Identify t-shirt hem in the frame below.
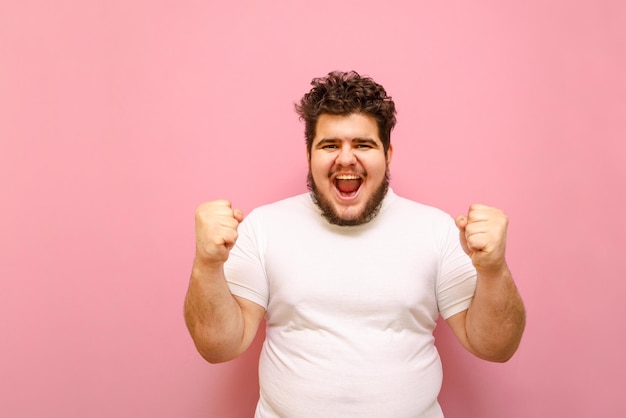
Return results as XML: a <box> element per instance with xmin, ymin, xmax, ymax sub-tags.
<box><xmin>227</xmin><ymin>282</ymin><xmax>268</xmax><ymax>309</ymax></box>
<box><xmin>439</xmin><ymin>297</ymin><xmax>472</xmax><ymax>320</ymax></box>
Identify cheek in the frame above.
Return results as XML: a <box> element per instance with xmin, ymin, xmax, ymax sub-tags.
<box><xmin>364</xmin><ymin>157</ymin><xmax>388</xmax><ymax>177</ymax></box>
<box><xmin>310</xmin><ymin>156</ymin><xmax>332</xmax><ymax>174</ymax></box>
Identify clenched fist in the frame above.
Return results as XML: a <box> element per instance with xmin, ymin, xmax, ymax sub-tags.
<box><xmin>455</xmin><ymin>204</ymin><xmax>509</xmax><ymax>275</ymax></box>
<box><xmin>194</xmin><ymin>200</ymin><xmax>244</xmax><ymax>267</ymax></box>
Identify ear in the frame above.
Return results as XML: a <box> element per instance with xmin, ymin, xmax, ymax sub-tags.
<box><xmin>386</xmin><ymin>144</ymin><xmax>393</xmax><ymax>165</ymax></box>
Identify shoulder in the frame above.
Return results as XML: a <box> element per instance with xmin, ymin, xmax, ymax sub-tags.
<box><xmin>244</xmin><ymin>193</ymin><xmax>315</xmax><ymax>225</ymax></box>
<box><xmin>253</xmin><ymin>193</ymin><xmax>312</xmax><ymax>214</ymax></box>
<box><xmin>383</xmin><ymin>191</ymin><xmax>462</xmax><ymax>253</ymax></box>
<box><xmin>385</xmin><ymin>190</ymin><xmax>453</xmax><ymax>224</ymax></box>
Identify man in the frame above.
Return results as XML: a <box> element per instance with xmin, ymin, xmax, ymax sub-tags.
<box><xmin>184</xmin><ymin>71</ymin><xmax>525</xmax><ymax>417</ymax></box>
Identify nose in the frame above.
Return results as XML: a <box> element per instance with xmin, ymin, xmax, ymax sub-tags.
<box><xmin>336</xmin><ymin>143</ymin><xmax>356</xmax><ymax>166</ymax></box>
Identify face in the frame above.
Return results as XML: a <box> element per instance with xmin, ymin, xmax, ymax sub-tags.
<box><xmin>307</xmin><ymin>113</ymin><xmax>393</xmax><ymax>226</ymax></box>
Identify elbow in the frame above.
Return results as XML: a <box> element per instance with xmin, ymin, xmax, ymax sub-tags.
<box><xmin>470</xmin><ymin>345</ymin><xmax>517</xmax><ymax>363</ymax></box>
<box><xmin>188</xmin><ymin>330</ymin><xmax>243</xmax><ymax>364</ymax></box>
<box><xmin>197</xmin><ymin>347</ymin><xmax>236</xmax><ymax>364</ymax></box>
<box><xmin>471</xmin><ymin>318</ymin><xmax>526</xmax><ymax>363</ymax></box>
<box><xmin>184</xmin><ymin>315</ymin><xmax>241</xmax><ymax>364</ymax></box>
<box><xmin>480</xmin><ymin>348</ymin><xmax>517</xmax><ymax>363</ymax></box>
<box><xmin>190</xmin><ymin>335</ymin><xmax>242</xmax><ymax>364</ymax></box>
<box><xmin>472</xmin><ymin>334</ymin><xmax>524</xmax><ymax>363</ymax></box>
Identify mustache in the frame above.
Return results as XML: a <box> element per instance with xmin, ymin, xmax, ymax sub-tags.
<box><xmin>328</xmin><ymin>170</ymin><xmax>366</xmax><ymax>179</ymax></box>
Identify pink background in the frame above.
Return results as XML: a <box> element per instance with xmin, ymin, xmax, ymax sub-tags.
<box><xmin>1</xmin><ymin>1</ymin><xmax>625</xmax><ymax>417</ymax></box>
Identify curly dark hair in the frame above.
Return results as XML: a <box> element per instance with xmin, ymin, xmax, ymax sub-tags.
<box><xmin>295</xmin><ymin>71</ymin><xmax>397</xmax><ymax>155</ymax></box>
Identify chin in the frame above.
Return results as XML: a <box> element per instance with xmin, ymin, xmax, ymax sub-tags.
<box><xmin>333</xmin><ymin>204</ymin><xmax>366</xmax><ymax>222</ymax></box>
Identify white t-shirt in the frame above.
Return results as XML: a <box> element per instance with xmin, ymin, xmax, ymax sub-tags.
<box><xmin>225</xmin><ymin>190</ymin><xmax>477</xmax><ymax>418</ymax></box>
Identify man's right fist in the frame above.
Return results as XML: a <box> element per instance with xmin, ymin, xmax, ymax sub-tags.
<box><xmin>194</xmin><ymin>200</ymin><xmax>244</xmax><ymax>267</ymax></box>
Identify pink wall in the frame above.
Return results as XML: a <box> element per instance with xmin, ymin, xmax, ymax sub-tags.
<box><xmin>1</xmin><ymin>1</ymin><xmax>625</xmax><ymax>417</ymax></box>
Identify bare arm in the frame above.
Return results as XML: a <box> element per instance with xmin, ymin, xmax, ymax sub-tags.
<box><xmin>446</xmin><ymin>205</ymin><xmax>526</xmax><ymax>362</ymax></box>
<box><xmin>183</xmin><ymin>200</ymin><xmax>265</xmax><ymax>364</ymax></box>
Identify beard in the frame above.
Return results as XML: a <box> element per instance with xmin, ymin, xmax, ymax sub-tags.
<box><xmin>307</xmin><ymin>169</ymin><xmax>390</xmax><ymax>227</ymax></box>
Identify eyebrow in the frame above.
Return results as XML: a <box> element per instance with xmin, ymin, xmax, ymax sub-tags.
<box><xmin>353</xmin><ymin>138</ymin><xmax>380</xmax><ymax>147</ymax></box>
<box><xmin>315</xmin><ymin>138</ymin><xmax>380</xmax><ymax>147</ymax></box>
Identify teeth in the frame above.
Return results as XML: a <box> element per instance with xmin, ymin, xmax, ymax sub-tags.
<box><xmin>335</xmin><ymin>174</ymin><xmax>360</xmax><ymax>180</ymax></box>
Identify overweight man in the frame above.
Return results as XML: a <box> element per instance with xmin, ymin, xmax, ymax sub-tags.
<box><xmin>184</xmin><ymin>71</ymin><xmax>526</xmax><ymax>417</ymax></box>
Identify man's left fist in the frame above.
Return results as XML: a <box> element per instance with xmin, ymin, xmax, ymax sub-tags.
<box><xmin>455</xmin><ymin>204</ymin><xmax>509</xmax><ymax>275</ymax></box>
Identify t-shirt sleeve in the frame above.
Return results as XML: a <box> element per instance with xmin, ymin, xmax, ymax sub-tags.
<box><xmin>436</xmin><ymin>216</ymin><xmax>477</xmax><ymax>319</ymax></box>
<box><xmin>223</xmin><ymin>211</ymin><xmax>269</xmax><ymax>310</ymax></box>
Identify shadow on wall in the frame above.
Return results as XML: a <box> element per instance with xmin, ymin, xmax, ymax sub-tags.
<box><xmin>205</xmin><ymin>324</ymin><xmax>266</xmax><ymax>417</ymax></box>
<box><xmin>435</xmin><ymin>316</ymin><xmax>525</xmax><ymax>416</ymax></box>
<box><xmin>435</xmin><ymin>318</ymin><xmax>484</xmax><ymax>416</ymax></box>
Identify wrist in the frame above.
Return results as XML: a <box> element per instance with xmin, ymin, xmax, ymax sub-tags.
<box><xmin>192</xmin><ymin>255</ymin><xmax>225</xmax><ymax>275</ymax></box>
<box><xmin>475</xmin><ymin>262</ymin><xmax>509</xmax><ymax>281</ymax></box>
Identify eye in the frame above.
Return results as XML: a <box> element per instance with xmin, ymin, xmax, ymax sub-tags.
<box><xmin>322</xmin><ymin>144</ymin><xmax>338</xmax><ymax>150</ymax></box>
<box><xmin>355</xmin><ymin>144</ymin><xmax>373</xmax><ymax>149</ymax></box>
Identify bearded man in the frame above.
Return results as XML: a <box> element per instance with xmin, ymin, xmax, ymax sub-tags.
<box><xmin>184</xmin><ymin>71</ymin><xmax>526</xmax><ymax>418</ymax></box>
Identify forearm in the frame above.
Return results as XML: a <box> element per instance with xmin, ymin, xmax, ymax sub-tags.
<box><xmin>465</xmin><ymin>264</ymin><xmax>526</xmax><ymax>362</ymax></box>
<box><xmin>184</xmin><ymin>260</ymin><xmax>247</xmax><ymax>363</ymax></box>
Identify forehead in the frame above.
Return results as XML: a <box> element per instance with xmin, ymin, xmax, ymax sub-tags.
<box><xmin>313</xmin><ymin>113</ymin><xmax>381</xmax><ymax>143</ymax></box>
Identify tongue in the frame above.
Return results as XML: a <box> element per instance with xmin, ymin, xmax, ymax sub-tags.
<box><xmin>336</xmin><ymin>179</ymin><xmax>361</xmax><ymax>194</ymax></box>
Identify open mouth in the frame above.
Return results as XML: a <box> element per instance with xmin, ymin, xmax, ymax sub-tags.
<box><xmin>334</xmin><ymin>174</ymin><xmax>362</xmax><ymax>197</ymax></box>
